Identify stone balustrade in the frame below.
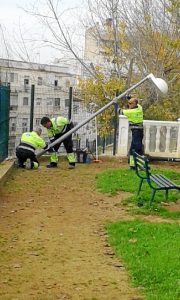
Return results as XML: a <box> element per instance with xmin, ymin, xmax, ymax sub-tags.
<box><xmin>118</xmin><ymin>116</ymin><xmax>180</xmax><ymax>158</ymax></box>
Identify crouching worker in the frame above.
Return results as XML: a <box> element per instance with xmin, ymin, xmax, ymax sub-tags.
<box><xmin>16</xmin><ymin>127</ymin><xmax>46</xmax><ymax>169</ymax></box>
<box><xmin>40</xmin><ymin>116</ymin><xmax>76</xmax><ymax>169</ymax></box>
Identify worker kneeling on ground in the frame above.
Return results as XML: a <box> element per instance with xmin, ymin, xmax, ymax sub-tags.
<box><xmin>16</xmin><ymin>127</ymin><xmax>46</xmax><ymax>169</ymax></box>
<box><xmin>40</xmin><ymin>116</ymin><xmax>76</xmax><ymax>169</ymax></box>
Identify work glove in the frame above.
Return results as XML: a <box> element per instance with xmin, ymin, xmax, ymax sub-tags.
<box><xmin>48</xmin><ymin>137</ymin><xmax>56</xmax><ymax>152</ymax></box>
<box><xmin>48</xmin><ymin>146</ymin><xmax>56</xmax><ymax>153</ymax></box>
<box><xmin>43</xmin><ymin>142</ymin><xmax>55</xmax><ymax>152</ymax></box>
<box><xmin>49</xmin><ymin>137</ymin><xmax>55</xmax><ymax>143</ymax></box>
<box><xmin>69</xmin><ymin>121</ymin><xmax>74</xmax><ymax>129</ymax></box>
<box><xmin>43</xmin><ymin>143</ymin><xmax>49</xmax><ymax>150</ymax></box>
<box><xmin>118</xmin><ymin>108</ymin><xmax>121</xmax><ymax>115</ymax></box>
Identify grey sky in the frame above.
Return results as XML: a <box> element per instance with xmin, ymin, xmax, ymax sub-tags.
<box><xmin>0</xmin><ymin>0</ymin><xmax>86</xmax><ymax>64</ymax></box>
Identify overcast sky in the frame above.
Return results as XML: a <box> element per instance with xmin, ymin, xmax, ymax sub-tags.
<box><xmin>0</xmin><ymin>0</ymin><xmax>86</xmax><ymax>64</ymax></box>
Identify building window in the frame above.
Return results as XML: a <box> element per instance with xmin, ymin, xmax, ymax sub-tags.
<box><xmin>10</xmin><ymin>105</ymin><xmax>18</xmax><ymax>111</ymax></box>
<box><xmin>11</xmin><ymin>123</ymin><xmax>16</xmax><ymax>131</ymax></box>
<box><xmin>24</xmin><ymin>78</ymin><xmax>29</xmax><ymax>85</ymax></box>
<box><xmin>23</xmin><ymin>97</ymin><xmax>29</xmax><ymax>105</ymax></box>
<box><xmin>65</xmin><ymin>99</ymin><xmax>69</xmax><ymax>107</ymax></box>
<box><xmin>35</xmin><ymin>98</ymin><xmax>41</xmax><ymax>105</ymax></box>
<box><xmin>65</xmin><ymin>79</ymin><xmax>70</xmax><ymax>88</ymax></box>
<box><xmin>54</xmin><ymin>80</ymin><xmax>58</xmax><ymax>87</ymax></box>
<box><xmin>10</xmin><ymin>118</ymin><xmax>16</xmax><ymax>131</ymax></box>
<box><xmin>10</xmin><ymin>73</ymin><xmax>18</xmax><ymax>83</ymax></box>
<box><xmin>47</xmin><ymin>98</ymin><xmax>53</xmax><ymax>106</ymax></box>
<box><xmin>22</xmin><ymin>118</ymin><xmax>28</xmax><ymax>132</ymax></box>
<box><xmin>10</xmin><ymin>73</ymin><xmax>14</xmax><ymax>82</ymax></box>
<box><xmin>73</xmin><ymin>104</ymin><xmax>79</xmax><ymax>114</ymax></box>
<box><xmin>54</xmin><ymin>98</ymin><xmax>60</xmax><ymax>108</ymax></box>
<box><xmin>10</xmin><ymin>95</ymin><xmax>18</xmax><ymax>110</ymax></box>
<box><xmin>38</xmin><ymin>77</ymin><xmax>43</xmax><ymax>85</ymax></box>
<box><xmin>24</xmin><ymin>77</ymin><xmax>30</xmax><ymax>92</ymax></box>
<box><xmin>35</xmin><ymin>118</ymin><xmax>41</xmax><ymax>126</ymax></box>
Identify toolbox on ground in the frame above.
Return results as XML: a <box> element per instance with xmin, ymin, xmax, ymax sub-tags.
<box><xmin>74</xmin><ymin>148</ymin><xmax>91</xmax><ymax>163</ymax></box>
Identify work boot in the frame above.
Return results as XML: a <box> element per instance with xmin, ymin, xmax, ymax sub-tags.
<box><xmin>33</xmin><ymin>162</ymin><xmax>39</xmax><ymax>169</ymax></box>
<box><xmin>46</xmin><ymin>162</ymin><xmax>58</xmax><ymax>168</ymax></box>
<box><xmin>130</xmin><ymin>166</ymin><xmax>136</xmax><ymax>170</ymax></box>
<box><xmin>25</xmin><ymin>158</ymin><xmax>32</xmax><ymax>170</ymax></box>
<box><xmin>68</xmin><ymin>163</ymin><xmax>75</xmax><ymax>169</ymax></box>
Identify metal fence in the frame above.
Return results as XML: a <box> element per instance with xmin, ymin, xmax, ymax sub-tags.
<box><xmin>8</xmin><ymin>84</ymin><xmax>116</xmax><ymax>157</ymax></box>
<box><xmin>0</xmin><ymin>84</ymin><xmax>10</xmax><ymax>161</ymax></box>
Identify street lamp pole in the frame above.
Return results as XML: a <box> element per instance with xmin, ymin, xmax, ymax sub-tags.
<box><xmin>37</xmin><ymin>73</ymin><xmax>168</xmax><ymax>157</ymax></box>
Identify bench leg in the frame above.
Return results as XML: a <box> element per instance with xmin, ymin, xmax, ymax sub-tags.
<box><xmin>137</xmin><ymin>178</ymin><xmax>143</xmax><ymax>196</ymax></box>
<box><xmin>165</xmin><ymin>189</ymin><xmax>169</xmax><ymax>201</ymax></box>
<box><xmin>150</xmin><ymin>189</ymin><xmax>156</xmax><ymax>205</ymax></box>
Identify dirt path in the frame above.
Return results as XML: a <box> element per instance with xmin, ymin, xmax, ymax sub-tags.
<box><xmin>0</xmin><ymin>159</ymin><xmax>143</xmax><ymax>300</ymax></box>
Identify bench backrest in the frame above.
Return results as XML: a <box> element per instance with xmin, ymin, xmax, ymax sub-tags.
<box><xmin>133</xmin><ymin>151</ymin><xmax>151</xmax><ymax>181</ymax></box>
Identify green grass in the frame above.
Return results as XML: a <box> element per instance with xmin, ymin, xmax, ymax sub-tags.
<box><xmin>106</xmin><ymin>219</ymin><xmax>180</xmax><ymax>300</ymax></box>
<box><xmin>96</xmin><ymin>167</ymin><xmax>180</xmax><ymax>218</ymax></box>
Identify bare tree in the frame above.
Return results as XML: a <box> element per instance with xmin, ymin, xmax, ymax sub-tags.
<box><xmin>15</xmin><ymin>0</ymin><xmax>179</xmax><ymax>114</ymax></box>
<box><xmin>20</xmin><ymin>0</ymin><xmax>98</xmax><ymax>77</ymax></box>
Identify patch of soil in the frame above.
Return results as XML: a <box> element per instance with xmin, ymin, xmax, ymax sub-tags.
<box><xmin>1</xmin><ymin>157</ymin><xmax>177</xmax><ymax>300</ymax></box>
<box><xmin>161</xmin><ymin>200</ymin><xmax>180</xmax><ymax>212</ymax></box>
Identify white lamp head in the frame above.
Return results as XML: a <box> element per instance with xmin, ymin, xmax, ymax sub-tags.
<box><xmin>148</xmin><ymin>74</ymin><xmax>168</xmax><ymax>94</ymax></box>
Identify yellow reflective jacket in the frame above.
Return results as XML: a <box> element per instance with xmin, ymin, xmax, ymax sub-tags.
<box><xmin>123</xmin><ymin>104</ymin><xmax>143</xmax><ymax>124</ymax></box>
<box><xmin>46</xmin><ymin>117</ymin><xmax>69</xmax><ymax>137</ymax></box>
<box><xmin>21</xmin><ymin>131</ymin><xmax>45</xmax><ymax>149</ymax></box>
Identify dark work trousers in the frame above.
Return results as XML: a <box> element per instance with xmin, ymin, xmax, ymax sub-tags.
<box><xmin>16</xmin><ymin>147</ymin><xmax>39</xmax><ymax>168</ymax></box>
<box><xmin>129</xmin><ymin>128</ymin><xmax>144</xmax><ymax>156</ymax></box>
<box><xmin>52</xmin><ymin>123</ymin><xmax>74</xmax><ymax>154</ymax></box>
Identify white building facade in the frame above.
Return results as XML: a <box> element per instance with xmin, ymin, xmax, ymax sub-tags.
<box><xmin>0</xmin><ymin>59</ymin><xmax>96</xmax><ymax>156</ymax></box>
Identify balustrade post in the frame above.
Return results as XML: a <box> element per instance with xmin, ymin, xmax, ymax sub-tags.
<box><xmin>117</xmin><ymin>115</ymin><xmax>129</xmax><ymax>156</ymax></box>
<box><xmin>165</xmin><ymin>126</ymin><xmax>171</xmax><ymax>153</ymax></box>
<box><xmin>155</xmin><ymin>126</ymin><xmax>161</xmax><ymax>153</ymax></box>
<box><xmin>177</xmin><ymin>118</ymin><xmax>180</xmax><ymax>157</ymax></box>
<box><xmin>144</xmin><ymin>125</ymin><xmax>150</xmax><ymax>154</ymax></box>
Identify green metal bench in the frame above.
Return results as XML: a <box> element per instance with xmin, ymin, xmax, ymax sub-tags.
<box><xmin>133</xmin><ymin>151</ymin><xmax>180</xmax><ymax>205</ymax></box>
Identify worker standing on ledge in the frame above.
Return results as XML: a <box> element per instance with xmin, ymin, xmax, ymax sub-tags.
<box><xmin>122</xmin><ymin>97</ymin><xmax>144</xmax><ymax>169</ymax></box>
<box><xmin>40</xmin><ymin>116</ymin><xmax>76</xmax><ymax>169</ymax></box>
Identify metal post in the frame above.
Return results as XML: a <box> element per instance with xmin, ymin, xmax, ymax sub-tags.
<box><xmin>95</xmin><ymin>117</ymin><xmax>98</xmax><ymax>160</ymax></box>
<box><xmin>30</xmin><ymin>84</ymin><xmax>35</xmax><ymax>131</ymax></box>
<box><xmin>68</xmin><ymin>86</ymin><xmax>73</xmax><ymax>120</ymax></box>
<box><xmin>113</xmin><ymin>90</ymin><xmax>120</xmax><ymax>155</ymax></box>
<box><xmin>113</xmin><ymin>103</ymin><xmax>119</xmax><ymax>155</ymax></box>
<box><xmin>103</xmin><ymin>137</ymin><xmax>105</xmax><ymax>153</ymax></box>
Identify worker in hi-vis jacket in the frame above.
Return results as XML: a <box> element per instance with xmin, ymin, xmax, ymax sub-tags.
<box><xmin>16</xmin><ymin>127</ymin><xmax>46</xmax><ymax>169</ymax></box>
<box><xmin>40</xmin><ymin>116</ymin><xmax>76</xmax><ymax>169</ymax></box>
<box><xmin>122</xmin><ymin>97</ymin><xmax>144</xmax><ymax>169</ymax></box>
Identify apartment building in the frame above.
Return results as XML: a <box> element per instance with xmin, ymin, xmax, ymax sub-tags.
<box><xmin>0</xmin><ymin>58</ymin><xmax>96</xmax><ymax>156</ymax></box>
<box><xmin>84</xmin><ymin>18</ymin><xmax>114</xmax><ymax>65</ymax></box>
<box><xmin>84</xmin><ymin>18</ymin><xmax>129</xmax><ymax>80</ymax></box>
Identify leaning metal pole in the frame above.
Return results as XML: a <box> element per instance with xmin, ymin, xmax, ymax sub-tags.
<box><xmin>37</xmin><ymin>73</ymin><xmax>166</xmax><ymax>157</ymax></box>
